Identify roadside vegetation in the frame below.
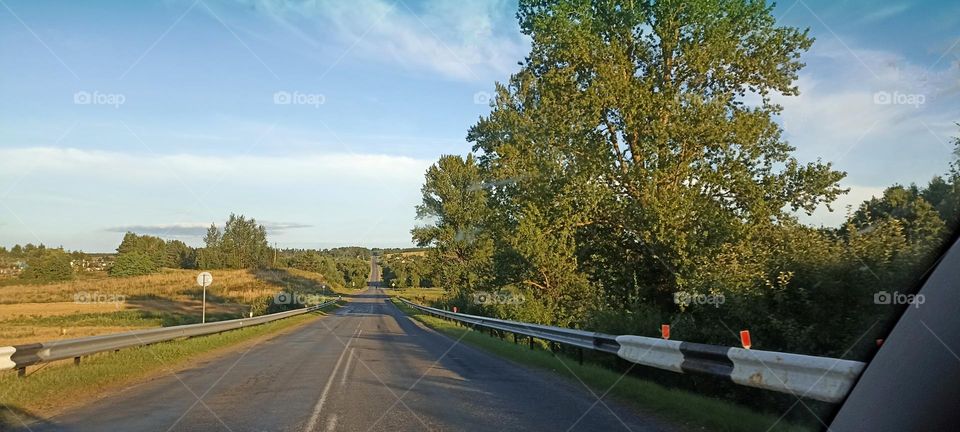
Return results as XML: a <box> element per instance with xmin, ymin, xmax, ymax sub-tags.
<box><xmin>402</xmin><ymin>1</ymin><xmax>960</xmax><ymax>426</ymax></box>
<box><xmin>0</xmin><ymin>304</ymin><xmax>339</xmax><ymax>429</ymax></box>
<box><xmin>391</xmin><ymin>299</ymin><xmax>809</xmax><ymax>432</ymax></box>
<box><xmin>0</xmin><ymin>213</ymin><xmax>371</xmax><ymax>346</ymax></box>
<box><xmin>0</xmin><ymin>267</ymin><xmax>347</xmax><ymax>346</ymax></box>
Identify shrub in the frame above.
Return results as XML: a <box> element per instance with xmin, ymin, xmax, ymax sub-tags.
<box><xmin>109</xmin><ymin>251</ymin><xmax>160</xmax><ymax>277</ymax></box>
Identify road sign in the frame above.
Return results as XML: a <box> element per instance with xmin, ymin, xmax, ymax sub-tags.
<box><xmin>197</xmin><ymin>272</ymin><xmax>213</xmax><ymax>323</ymax></box>
<box><xmin>197</xmin><ymin>272</ymin><xmax>213</xmax><ymax>287</ymax></box>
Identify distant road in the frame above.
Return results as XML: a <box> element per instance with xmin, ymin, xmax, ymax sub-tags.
<box><xmin>22</xmin><ymin>259</ymin><xmax>674</xmax><ymax>431</ymax></box>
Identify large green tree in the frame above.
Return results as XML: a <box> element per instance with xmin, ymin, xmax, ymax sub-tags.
<box><xmin>411</xmin><ymin>154</ymin><xmax>494</xmax><ymax>302</ymax></box>
<box><xmin>467</xmin><ymin>0</ymin><xmax>846</xmax><ymax>318</ymax></box>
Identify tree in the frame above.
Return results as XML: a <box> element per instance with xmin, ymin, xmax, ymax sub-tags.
<box><xmin>110</xmin><ymin>251</ymin><xmax>159</xmax><ymax>277</ymax></box>
<box><xmin>20</xmin><ymin>248</ymin><xmax>73</xmax><ymax>282</ymax></box>
<box><xmin>198</xmin><ymin>214</ymin><xmax>270</xmax><ymax>270</ymax></box>
<box><xmin>467</xmin><ymin>0</ymin><xmax>845</xmax><ymax>319</ymax></box>
<box><xmin>848</xmin><ymin>185</ymin><xmax>945</xmax><ymax>251</ymax></box>
<box><xmin>198</xmin><ymin>224</ymin><xmax>225</xmax><ymax>269</ymax></box>
<box><xmin>165</xmin><ymin>239</ymin><xmax>196</xmax><ymax>269</ymax></box>
<box><xmin>411</xmin><ymin>154</ymin><xmax>494</xmax><ymax>302</ymax></box>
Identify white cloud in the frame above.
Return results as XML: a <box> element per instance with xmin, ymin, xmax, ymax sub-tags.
<box><xmin>773</xmin><ymin>39</ymin><xmax>959</xmax><ymax>193</ymax></box>
<box><xmin>796</xmin><ymin>184</ymin><xmax>887</xmax><ymax>227</ymax></box>
<box><xmin>229</xmin><ymin>0</ymin><xmax>529</xmax><ymax>82</ymax></box>
<box><xmin>0</xmin><ymin>147</ymin><xmax>433</xmax><ymax>250</ymax></box>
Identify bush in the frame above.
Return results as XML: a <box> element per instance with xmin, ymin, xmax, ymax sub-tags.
<box><xmin>109</xmin><ymin>251</ymin><xmax>160</xmax><ymax>277</ymax></box>
<box><xmin>19</xmin><ymin>249</ymin><xmax>74</xmax><ymax>282</ymax></box>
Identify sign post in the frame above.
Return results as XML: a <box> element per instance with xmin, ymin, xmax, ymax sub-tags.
<box><xmin>196</xmin><ymin>272</ymin><xmax>213</xmax><ymax>323</ymax></box>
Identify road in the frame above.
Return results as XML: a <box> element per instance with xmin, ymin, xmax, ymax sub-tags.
<box><xmin>19</xmin><ymin>259</ymin><xmax>676</xmax><ymax>431</ymax></box>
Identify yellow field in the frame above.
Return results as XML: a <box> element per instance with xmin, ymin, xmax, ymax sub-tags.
<box><xmin>0</xmin><ymin>267</ymin><xmax>356</xmax><ymax>346</ymax></box>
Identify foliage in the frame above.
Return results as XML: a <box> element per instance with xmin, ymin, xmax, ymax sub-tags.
<box><xmin>199</xmin><ymin>214</ymin><xmax>271</xmax><ymax>270</ymax></box>
<box><xmin>411</xmin><ymin>154</ymin><xmax>494</xmax><ymax>302</ymax></box>
<box><xmin>109</xmin><ymin>251</ymin><xmax>159</xmax><ymax>277</ymax></box>
<box><xmin>109</xmin><ymin>232</ymin><xmax>197</xmax><ymax>276</ymax></box>
<box><xmin>379</xmin><ymin>254</ymin><xmax>433</xmax><ymax>288</ymax></box>
<box><xmin>413</xmin><ymin>0</ymin><xmax>959</xmax><ymax>363</ymax></box>
<box><xmin>19</xmin><ymin>248</ymin><xmax>73</xmax><ymax>282</ymax></box>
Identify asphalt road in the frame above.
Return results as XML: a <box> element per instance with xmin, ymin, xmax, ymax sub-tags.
<box><xmin>19</xmin><ymin>260</ymin><xmax>677</xmax><ymax>431</ymax></box>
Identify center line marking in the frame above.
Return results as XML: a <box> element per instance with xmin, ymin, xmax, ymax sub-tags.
<box><xmin>340</xmin><ymin>348</ymin><xmax>355</xmax><ymax>388</ymax></box>
<box><xmin>324</xmin><ymin>413</ymin><xmax>339</xmax><ymax>432</ymax></box>
<box><xmin>305</xmin><ymin>324</ymin><xmax>360</xmax><ymax>432</ymax></box>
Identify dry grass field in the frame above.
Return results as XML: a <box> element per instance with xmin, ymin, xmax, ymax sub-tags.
<box><xmin>0</xmin><ymin>267</ymin><xmax>358</xmax><ymax>346</ymax></box>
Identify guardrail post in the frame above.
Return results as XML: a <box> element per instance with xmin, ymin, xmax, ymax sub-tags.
<box><xmin>529</xmin><ymin>336</ymin><xmax>534</xmax><ymax>350</ymax></box>
<box><xmin>17</xmin><ymin>367</ymin><xmax>25</xmax><ymax>378</ymax></box>
<box><xmin>74</xmin><ymin>356</ymin><xmax>81</xmax><ymax>366</ymax></box>
<box><xmin>578</xmin><ymin>348</ymin><xmax>583</xmax><ymax>365</ymax></box>
<box><xmin>513</xmin><ymin>333</ymin><xmax>517</xmax><ymax>344</ymax></box>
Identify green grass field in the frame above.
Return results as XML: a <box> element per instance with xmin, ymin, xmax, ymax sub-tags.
<box><xmin>391</xmin><ymin>299</ymin><xmax>812</xmax><ymax>432</ymax></box>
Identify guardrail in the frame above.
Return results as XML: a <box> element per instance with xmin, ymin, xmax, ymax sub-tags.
<box><xmin>398</xmin><ymin>298</ymin><xmax>619</xmax><ymax>354</ymax></box>
<box><xmin>398</xmin><ymin>298</ymin><xmax>865</xmax><ymax>403</ymax></box>
<box><xmin>1</xmin><ymin>299</ymin><xmax>339</xmax><ymax>375</ymax></box>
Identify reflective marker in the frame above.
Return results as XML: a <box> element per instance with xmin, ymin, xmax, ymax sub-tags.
<box><xmin>740</xmin><ymin>330</ymin><xmax>752</xmax><ymax>349</ymax></box>
<box><xmin>661</xmin><ymin>324</ymin><xmax>670</xmax><ymax>340</ymax></box>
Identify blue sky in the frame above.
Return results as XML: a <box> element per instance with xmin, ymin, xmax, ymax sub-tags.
<box><xmin>1</xmin><ymin>0</ymin><xmax>958</xmax><ymax>252</ymax></box>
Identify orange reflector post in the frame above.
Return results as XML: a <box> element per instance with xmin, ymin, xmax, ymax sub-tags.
<box><xmin>740</xmin><ymin>330</ymin><xmax>752</xmax><ymax>349</ymax></box>
<box><xmin>452</xmin><ymin>307</ymin><xmax>458</xmax><ymax>313</ymax></box>
<box><xmin>661</xmin><ymin>324</ymin><xmax>670</xmax><ymax>340</ymax></box>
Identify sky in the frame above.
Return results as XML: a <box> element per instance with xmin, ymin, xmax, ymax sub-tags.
<box><xmin>0</xmin><ymin>0</ymin><xmax>958</xmax><ymax>252</ymax></box>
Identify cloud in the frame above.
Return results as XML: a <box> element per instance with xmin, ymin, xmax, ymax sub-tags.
<box><xmin>796</xmin><ymin>185</ymin><xmax>887</xmax><ymax>227</ymax></box>
<box><xmin>104</xmin><ymin>220</ymin><xmax>311</xmax><ymax>237</ymax></box>
<box><xmin>262</xmin><ymin>221</ymin><xmax>312</xmax><ymax>231</ymax></box>
<box><xmin>105</xmin><ymin>223</ymin><xmax>210</xmax><ymax>237</ymax></box>
<box><xmin>227</xmin><ymin>0</ymin><xmax>529</xmax><ymax>82</ymax></box>
<box><xmin>857</xmin><ymin>3</ymin><xmax>911</xmax><ymax>24</ymax></box>
<box><xmin>0</xmin><ymin>147</ymin><xmax>432</xmax><ymax>251</ymax></box>
<box><xmin>773</xmin><ymin>38</ymin><xmax>960</xmax><ymax>189</ymax></box>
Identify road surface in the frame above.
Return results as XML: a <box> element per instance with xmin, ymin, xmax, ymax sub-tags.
<box><xmin>18</xmin><ymin>260</ymin><xmax>677</xmax><ymax>431</ymax></box>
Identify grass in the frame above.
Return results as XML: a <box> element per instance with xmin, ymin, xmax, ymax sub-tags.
<box><xmin>391</xmin><ymin>299</ymin><xmax>812</xmax><ymax>432</ymax></box>
<box><xmin>385</xmin><ymin>286</ymin><xmax>447</xmax><ymax>303</ymax></box>
<box><xmin>0</xmin><ymin>267</ymin><xmax>353</xmax><ymax>346</ymax></box>
<box><xmin>0</xmin><ymin>302</ymin><xmax>341</xmax><ymax>428</ymax></box>
<box><xmin>0</xmin><ymin>267</ymin><xmax>345</xmax><ymax>305</ymax></box>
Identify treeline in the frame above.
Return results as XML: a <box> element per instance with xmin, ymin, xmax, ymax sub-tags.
<box><xmin>0</xmin><ymin>244</ymin><xmax>83</xmax><ymax>282</ymax></box>
<box><xmin>379</xmin><ymin>253</ymin><xmax>432</xmax><ymax>288</ymax></box>
<box><xmin>283</xmin><ymin>250</ymin><xmax>370</xmax><ymax>289</ymax></box>
<box><xmin>110</xmin><ymin>233</ymin><xmax>196</xmax><ymax>276</ymax></box>
<box><xmin>409</xmin><ymin>0</ymin><xmax>958</xmax><ymax>365</ymax></box>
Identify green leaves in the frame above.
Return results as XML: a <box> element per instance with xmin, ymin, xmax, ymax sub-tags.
<box><xmin>20</xmin><ymin>248</ymin><xmax>74</xmax><ymax>282</ymax></box>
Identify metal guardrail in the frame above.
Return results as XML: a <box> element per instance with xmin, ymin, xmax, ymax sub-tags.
<box><xmin>1</xmin><ymin>299</ymin><xmax>339</xmax><ymax>374</ymax></box>
<box><xmin>399</xmin><ymin>298</ymin><xmax>865</xmax><ymax>403</ymax></box>
<box><xmin>398</xmin><ymin>298</ymin><xmax>620</xmax><ymax>354</ymax></box>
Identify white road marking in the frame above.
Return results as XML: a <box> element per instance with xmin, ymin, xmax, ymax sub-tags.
<box><xmin>305</xmin><ymin>325</ymin><xmax>360</xmax><ymax>432</ymax></box>
<box><xmin>324</xmin><ymin>414</ymin><xmax>338</xmax><ymax>432</ymax></box>
<box><xmin>340</xmin><ymin>348</ymin><xmax>355</xmax><ymax>388</ymax></box>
